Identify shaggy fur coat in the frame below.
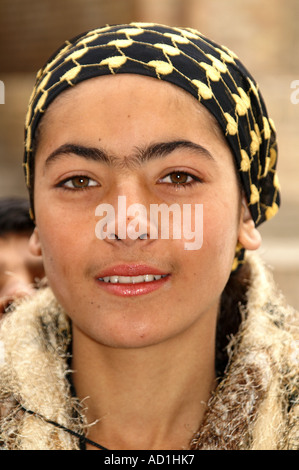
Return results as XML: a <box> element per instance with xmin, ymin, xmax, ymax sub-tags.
<box><xmin>0</xmin><ymin>254</ymin><xmax>298</xmax><ymax>450</ymax></box>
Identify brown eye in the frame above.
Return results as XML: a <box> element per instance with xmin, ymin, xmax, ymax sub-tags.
<box><xmin>159</xmin><ymin>171</ymin><xmax>200</xmax><ymax>186</ymax></box>
<box><xmin>71</xmin><ymin>176</ymin><xmax>90</xmax><ymax>188</ymax></box>
<box><xmin>61</xmin><ymin>176</ymin><xmax>99</xmax><ymax>190</ymax></box>
<box><xmin>169</xmin><ymin>172</ymin><xmax>189</xmax><ymax>184</ymax></box>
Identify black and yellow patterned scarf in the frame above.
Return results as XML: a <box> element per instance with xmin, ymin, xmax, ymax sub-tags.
<box><xmin>23</xmin><ymin>23</ymin><xmax>280</xmax><ymax>270</ymax></box>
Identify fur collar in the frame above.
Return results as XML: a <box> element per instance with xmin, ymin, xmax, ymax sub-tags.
<box><xmin>0</xmin><ymin>254</ymin><xmax>298</xmax><ymax>450</ymax></box>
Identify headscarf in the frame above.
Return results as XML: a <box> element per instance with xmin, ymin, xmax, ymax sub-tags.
<box><xmin>23</xmin><ymin>22</ymin><xmax>280</xmax><ymax>271</ymax></box>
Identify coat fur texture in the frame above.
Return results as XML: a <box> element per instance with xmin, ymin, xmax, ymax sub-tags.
<box><xmin>0</xmin><ymin>253</ymin><xmax>298</xmax><ymax>450</ymax></box>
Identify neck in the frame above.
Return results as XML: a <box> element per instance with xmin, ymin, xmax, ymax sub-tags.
<box><xmin>71</xmin><ymin>316</ymin><xmax>217</xmax><ymax>450</ymax></box>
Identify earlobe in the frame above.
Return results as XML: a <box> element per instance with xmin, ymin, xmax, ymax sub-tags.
<box><xmin>238</xmin><ymin>198</ymin><xmax>262</xmax><ymax>251</ymax></box>
<box><xmin>29</xmin><ymin>227</ymin><xmax>42</xmax><ymax>257</ymax></box>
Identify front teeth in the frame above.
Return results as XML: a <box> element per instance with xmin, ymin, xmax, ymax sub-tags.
<box><xmin>99</xmin><ymin>274</ymin><xmax>167</xmax><ymax>284</ymax></box>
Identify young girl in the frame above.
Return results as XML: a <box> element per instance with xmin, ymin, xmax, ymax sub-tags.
<box><xmin>0</xmin><ymin>23</ymin><xmax>297</xmax><ymax>450</ymax></box>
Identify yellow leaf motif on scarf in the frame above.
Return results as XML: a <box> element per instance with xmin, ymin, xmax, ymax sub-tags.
<box><xmin>233</xmin><ymin>88</ymin><xmax>251</xmax><ymax>116</ymax></box>
<box><xmin>215</xmin><ymin>48</ymin><xmax>235</xmax><ymax>63</ymax></box>
<box><xmin>273</xmin><ymin>173</ymin><xmax>280</xmax><ymax>190</ymax></box>
<box><xmin>36</xmin><ymin>68</ymin><xmax>43</xmax><ymax>81</ymax></box>
<box><xmin>206</xmin><ymin>55</ymin><xmax>228</xmax><ymax>73</ymax></box>
<box><xmin>178</xmin><ymin>29</ymin><xmax>200</xmax><ymax>40</ymax></box>
<box><xmin>263</xmin><ymin>117</ymin><xmax>271</xmax><ymax>140</ymax></box>
<box><xmin>77</xmin><ymin>33</ymin><xmax>99</xmax><ymax>47</ymax></box>
<box><xmin>240</xmin><ymin>149</ymin><xmax>251</xmax><ymax>171</ymax></box>
<box><xmin>192</xmin><ymin>80</ymin><xmax>213</xmax><ymax>100</ymax></box>
<box><xmin>200</xmin><ymin>63</ymin><xmax>221</xmax><ymax>82</ymax></box>
<box><xmin>250</xmin><ymin>130</ymin><xmax>260</xmax><ymax>156</ymax></box>
<box><xmin>25</xmin><ymin>126</ymin><xmax>31</xmax><ymax>152</ymax></box>
<box><xmin>36</xmin><ymin>91</ymin><xmax>48</xmax><ymax>112</ymax></box>
<box><xmin>108</xmin><ymin>39</ymin><xmax>134</xmax><ymax>48</ymax></box>
<box><xmin>60</xmin><ymin>65</ymin><xmax>81</xmax><ymax>83</ymax></box>
<box><xmin>231</xmin><ymin>242</ymin><xmax>244</xmax><ymax>272</ymax></box>
<box><xmin>23</xmin><ymin>160</ymin><xmax>30</xmax><ymax>188</ymax></box>
<box><xmin>148</xmin><ymin>60</ymin><xmax>173</xmax><ymax>75</ymax></box>
<box><xmin>28</xmin><ymin>79</ymin><xmax>39</xmax><ymax>106</ymax></box>
<box><xmin>132</xmin><ymin>22</ymin><xmax>155</xmax><ymax>27</ymax></box>
<box><xmin>66</xmin><ymin>48</ymin><xmax>88</xmax><ymax>62</ymax></box>
<box><xmin>248</xmin><ymin>78</ymin><xmax>259</xmax><ymax>99</ymax></box>
<box><xmin>250</xmin><ymin>184</ymin><xmax>260</xmax><ymax>204</ymax></box>
<box><xmin>224</xmin><ymin>113</ymin><xmax>238</xmax><ymax>135</ymax></box>
<box><xmin>154</xmin><ymin>43</ymin><xmax>180</xmax><ymax>56</ymax></box>
<box><xmin>233</xmin><ymin>94</ymin><xmax>248</xmax><ymax>116</ymax></box>
<box><xmin>265</xmin><ymin>202</ymin><xmax>279</xmax><ymax>220</ymax></box>
<box><xmin>100</xmin><ymin>56</ymin><xmax>127</xmax><ymax>69</ymax></box>
<box><xmin>25</xmin><ymin>105</ymin><xmax>32</xmax><ymax>128</ymax></box>
<box><xmin>269</xmin><ymin>147</ymin><xmax>277</xmax><ymax>170</ymax></box>
<box><xmin>117</xmin><ymin>28</ymin><xmax>144</xmax><ymax>36</ymax></box>
<box><xmin>238</xmin><ymin>87</ymin><xmax>251</xmax><ymax>109</ymax></box>
<box><xmin>231</xmin><ymin>256</ymin><xmax>239</xmax><ymax>273</ymax></box>
<box><xmin>164</xmin><ymin>33</ymin><xmax>189</xmax><ymax>44</ymax></box>
<box><xmin>263</xmin><ymin>156</ymin><xmax>270</xmax><ymax>177</ymax></box>
<box><xmin>36</xmin><ymin>72</ymin><xmax>51</xmax><ymax>95</ymax></box>
<box><xmin>255</xmin><ymin>123</ymin><xmax>262</xmax><ymax>144</ymax></box>
<box><xmin>269</xmin><ymin>118</ymin><xmax>276</xmax><ymax>133</ymax></box>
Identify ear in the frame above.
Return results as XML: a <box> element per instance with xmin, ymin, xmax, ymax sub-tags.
<box><xmin>29</xmin><ymin>227</ymin><xmax>42</xmax><ymax>257</ymax></box>
<box><xmin>238</xmin><ymin>196</ymin><xmax>262</xmax><ymax>251</ymax></box>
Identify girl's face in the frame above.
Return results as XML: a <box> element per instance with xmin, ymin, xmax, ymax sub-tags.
<box><xmin>31</xmin><ymin>75</ymin><xmax>260</xmax><ymax>349</ymax></box>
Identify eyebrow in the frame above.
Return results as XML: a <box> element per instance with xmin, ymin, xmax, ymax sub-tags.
<box><xmin>44</xmin><ymin>140</ymin><xmax>215</xmax><ymax>170</ymax></box>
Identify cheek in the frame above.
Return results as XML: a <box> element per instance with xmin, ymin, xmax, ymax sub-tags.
<box><xmin>35</xmin><ymin>206</ymin><xmax>93</xmax><ymax>284</ymax></box>
<box><xmin>202</xmin><ymin>197</ymin><xmax>240</xmax><ymax>265</ymax></box>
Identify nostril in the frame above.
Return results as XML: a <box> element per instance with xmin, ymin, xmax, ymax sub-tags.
<box><xmin>139</xmin><ymin>233</ymin><xmax>148</xmax><ymax>240</ymax></box>
<box><xmin>110</xmin><ymin>232</ymin><xmax>148</xmax><ymax>240</ymax></box>
<box><xmin>108</xmin><ymin>233</ymin><xmax>120</xmax><ymax>240</ymax></box>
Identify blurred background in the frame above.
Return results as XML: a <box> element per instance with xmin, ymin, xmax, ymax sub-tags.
<box><xmin>0</xmin><ymin>0</ymin><xmax>298</xmax><ymax>308</ymax></box>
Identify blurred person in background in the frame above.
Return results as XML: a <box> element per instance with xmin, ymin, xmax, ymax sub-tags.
<box><xmin>0</xmin><ymin>23</ymin><xmax>297</xmax><ymax>450</ymax></box>
<box><xmin>0</xmin><ymin>197</ymin><xmax>44</xmax><ymax>318</ymax></box>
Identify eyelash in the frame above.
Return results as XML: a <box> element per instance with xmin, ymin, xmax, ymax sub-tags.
<box><xmin>57</xmin><ymin>171</ymin><xmax>202</xmax><ymax>192</ymax></box>
<box><xmin>158</xmin><ymin>171</ymin><xmax>202</xmax><ymax>188</ymax></box>
<box><xmin>57</xmin><ymin>175</ymin><xmax>99</xmax><ymax>191</ymax></box>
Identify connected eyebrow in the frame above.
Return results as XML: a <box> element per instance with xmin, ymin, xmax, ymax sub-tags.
<box><xmin>45</xmin><ymin>144</ymin><xmax>111</xmax><ymax>167</ymax></box>
<box><xmin>44</xmin><ymin>140</ymin><xmax>215</xmax><ymax>170</ymax></box>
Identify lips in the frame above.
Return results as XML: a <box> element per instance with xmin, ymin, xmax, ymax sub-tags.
<box><xmin>99</xmin><ymin>274</ymin><xmax>167</xmax><ymax>284</ymax></box>
<box><xmin>95</xmin><ymin>264</ymin><xmax>170</xmax><ymax>297</ymax></box>
<box><xmin>97</xmin><ymin>264</ymin><xmax>167</xmax><ymax>277</ymax></box>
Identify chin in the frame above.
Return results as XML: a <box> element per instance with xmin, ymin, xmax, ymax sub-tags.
<box><xmin>77</xmin><ymin>314</ymin><xmax>176</xmax><ymax>350</ymax></box>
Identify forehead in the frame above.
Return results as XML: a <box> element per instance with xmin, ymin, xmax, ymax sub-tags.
<box><xmin>47</xmin><ymin>74</ymin><xmax>196</xmax><ymax>109</ymax></box>
<box><xmin>38</xmin><ymin>74</ymin><xmax>227</xmax><ymax>146</ymax></box>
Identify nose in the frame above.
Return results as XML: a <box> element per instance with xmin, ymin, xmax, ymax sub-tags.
<box><xmin>109</xmin><ymin>217</ymin><xmax>150</xmax><ymax>245</ymax></box>
<box><xmin>95</xmin><ymin>195</ymin><xmax>158</xmax><ymax>247</ymax></box>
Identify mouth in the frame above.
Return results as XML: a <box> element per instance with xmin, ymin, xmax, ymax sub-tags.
<box><xmin>95</xmin><ymin>264</ymin><xmax>170</xmax><ymax>297</ymax></box>
<box><xmin>98</xmin><ymin>274</ymin><xmax>168</xmax><ymax>284</ymax></box>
